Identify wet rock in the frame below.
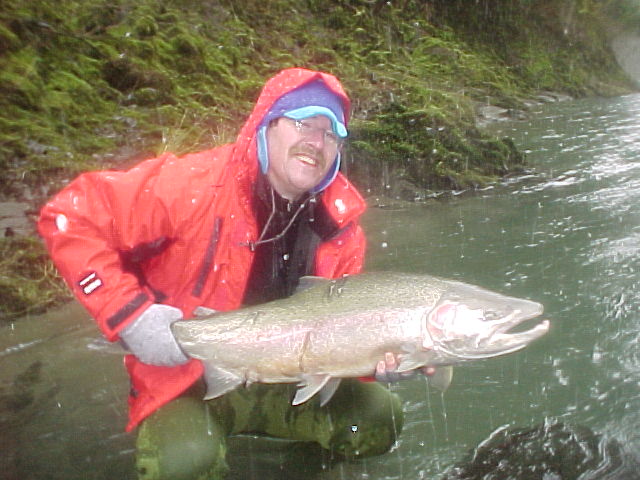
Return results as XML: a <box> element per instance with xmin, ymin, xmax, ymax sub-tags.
<box><xmin>536</xmin><ymin>91</ymin><xmax>574</xmax><ymax>103</ymax></box>
<box><xmin>476</xmin><ymin>105</ymin><xmax>528</xmax><ymax>127</ymax></box>
<box><xmin>522</xmin><ymin>98</ymin><xmax>544</xmax><ymax>109</ymax></box>
<box><xmin>26</xmin><ymin>139</ymin><xmax>60</xmax><ymax>156</ymax></box>
<box><xmin>442</xmin><ymin>420</ymin><xmax>638</xmax><ymax>480</ymax></box>
<box><xmin>477</xmin><ymin>105</ymin><xmax>510</xmax><ymax>122</ymax></box>
<box><xmin>612</xmin><ymin>32</ymin><xmax>640</xmax><ymax>87</ymax></box>
<box><xmin>476</xmin><ymin>92</ymin><xmax>571</xmax><ymax>127</ymax></box>
<box><xmin>0</xmin><ymin>202</ymin><xmax>33</xmax><ymax>237</ymax></box>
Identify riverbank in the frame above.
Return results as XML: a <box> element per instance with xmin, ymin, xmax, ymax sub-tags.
<box><xmin>1</xmin><ymin>0</ymin><xmax>638</xmax><ymax>320</ymax></box>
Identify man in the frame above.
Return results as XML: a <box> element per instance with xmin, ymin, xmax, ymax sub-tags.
<box><xmin>39</xmin><ymin>68</ymin><xmax>409</xmax><ymax>479</ymax></box>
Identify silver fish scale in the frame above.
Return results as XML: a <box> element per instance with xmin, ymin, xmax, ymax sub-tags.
<box><xmin>172</xmin><ymin>272</ymin><xmax>548</xmax><ymax>403</ymax></box>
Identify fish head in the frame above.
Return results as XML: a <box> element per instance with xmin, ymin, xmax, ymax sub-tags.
<box><xmin>423</xmin><ymin>281</ymin><xmax>550</xmax><ymax>360</ymax></box>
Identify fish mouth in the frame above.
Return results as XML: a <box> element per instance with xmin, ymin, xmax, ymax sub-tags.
<box><xmin>427</xmin><ymin>284</ymin><xmax>550</xmax><ymax>360</ymax></box>
<box><xmin>475</xmin><ymin>309</ymin><xmax>550</xmax><ymax>358</ymax></box>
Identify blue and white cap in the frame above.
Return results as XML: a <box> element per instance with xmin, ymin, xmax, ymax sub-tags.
<box><xmin>257</xmin><ymin>79</ymin><xmax>348</xmax><ymax>194</ymax></box>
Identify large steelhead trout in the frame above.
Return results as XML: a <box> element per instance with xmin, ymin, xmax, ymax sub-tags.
<box><xmin>172</xmin><ymin>272</ymin><xmax>549</xmax><ymax>406</ymax></box>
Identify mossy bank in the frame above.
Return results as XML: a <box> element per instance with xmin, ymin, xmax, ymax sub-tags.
<box><xmin>1</xmin><ymin>0</ymin><xmax>637</xmax><ymax>320</ymax></box>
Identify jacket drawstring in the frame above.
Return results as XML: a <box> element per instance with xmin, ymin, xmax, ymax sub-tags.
<box><xmin>245</xmin><ymin>187</ymin><xmax>316</xmax><ymax>252</ymax></box>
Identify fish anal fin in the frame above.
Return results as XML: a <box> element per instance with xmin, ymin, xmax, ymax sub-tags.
<box><xmin>319</xmin><ymin>378</ymin><xmax>341</xmax><ymax>407</ymax></box>
<box><xmin>202</xmin><ymin>364</ymin><xmax>243</xmax><ymax>400</ymax></box>
<box><xmin>427</xmin><ymin>365</ymin><xmax>453</xmax><ymax>392</ymax></box>
<box><xmin>292</xmin><ymin>374</ymin><xmax>331</xmax><ymax>405</ymax></box>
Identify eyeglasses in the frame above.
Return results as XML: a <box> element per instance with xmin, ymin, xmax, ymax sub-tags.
<box><xmin>283</xmin><ymin>118</ymin><xmax>345</xmax><ymax>150</ymax></box>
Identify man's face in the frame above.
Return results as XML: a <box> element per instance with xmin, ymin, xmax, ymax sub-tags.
<box><xmin>266</xmin><ymin>115</ymin><xmax>340</xmax><ymax>200</ymax></box>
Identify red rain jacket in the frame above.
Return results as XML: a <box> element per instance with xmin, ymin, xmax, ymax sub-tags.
<box><xmin>38</xmin><ymin>68</ymin><xmax>367</xmax><ymax>431</ymax></box>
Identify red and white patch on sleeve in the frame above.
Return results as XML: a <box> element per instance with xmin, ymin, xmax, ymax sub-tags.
<box><xmin>79</xmin><ymin>272</ymin><xmax>103</xmax><ymax>295</ymax></box>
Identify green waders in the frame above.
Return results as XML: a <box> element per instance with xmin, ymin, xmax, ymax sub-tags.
<box><xmin>134</xmin><ymin>380</ymin><xmax>403</xmax><ymax>480</ymax></box>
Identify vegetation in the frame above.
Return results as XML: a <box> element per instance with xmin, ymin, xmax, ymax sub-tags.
<box><xmin>0</xmin><ymin>237</ymin><xmax>71</xmax><ymax>319</ymax></box>
<box><xmin>0</xmin><ymin>0</ymin><xmax>637</xmax><ymax>320</ymax></box>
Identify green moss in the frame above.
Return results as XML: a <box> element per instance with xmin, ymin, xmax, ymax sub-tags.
<box><xmin>0</xmin><ymin>0</ymin><xmax>637</xmax><ymax>317</ymax></box>
<box><xmin>0</xmin><ymin>237</ymin><xmax>72</xmax><ymax>322</ymax></box>
<box><xmin>0</xmin><ymin>0</ymin><xmax>634</xmax><ymax>202</ymax></box>
<box><xmin>347</xmin><ymin>101</ymin><xmax>524</xmax><ymax>193</ymax></box>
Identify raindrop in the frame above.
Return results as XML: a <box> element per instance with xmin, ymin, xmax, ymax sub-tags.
<box><xmin>55</xmin><ymin>214</ymin><xmax>69</xmax><ymax>232</ymax></box>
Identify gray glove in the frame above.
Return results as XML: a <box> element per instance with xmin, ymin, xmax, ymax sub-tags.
<box><xmin>119</xmin><ymin>304</ymin><xmax>189</xmax><ymax>367</ymax></box>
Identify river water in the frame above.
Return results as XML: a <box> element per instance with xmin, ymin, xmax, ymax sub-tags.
<box><xmin>1</xmin><ymin>93</ymin><xmax>639</xmax><ymax>479</ymax></box>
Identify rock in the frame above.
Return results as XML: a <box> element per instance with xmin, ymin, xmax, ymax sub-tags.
<box><xmin>611</xmin><ymin>32</ymin><xmax>640</xmax><ymax>87</ymax></box>
<box><xmin>442</xmin><ymin>420</ymin><xmax>638</xmax><ymax>480</ymax></box>
<box><xmin>477</xmin><ymin>105</ymin><xmax>510</xmax><ymax>121</ymax></box>
<box><xmin>476</xmin><ymin>105</ymin><xmax>528</xmax><ymax>127</ymax></box>
<box><xmin>536</xmin><ymin>91</ymin><xmax>574</xmax><ymax>103</ymax></box>
<box><xmin>0</xmin><ymin>202</ymin><xmax>33</xmax><ymax>238</ymax></box>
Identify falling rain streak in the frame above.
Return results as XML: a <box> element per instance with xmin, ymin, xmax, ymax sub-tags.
<box><xmin>361</xmin><ymin>92</ymin><xmax>640</xmax><ymax>479</ymax></box>
<box><xmin>1</xmin><ymin>93</ymin><xmax>640</xmax><ymax>478</ymax></box>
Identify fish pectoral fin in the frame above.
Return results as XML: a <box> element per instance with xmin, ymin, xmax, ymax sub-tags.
<box><xmin>397</xmin><ymin>356</ymin><xmax>425</xmax><ymax>372</ymax></box>
<box><xmin>292</xmin><ymin>375</ymin><xmax>332</xmax><ymax>405</ymax></box>
<box><xmin>400</xmin><ymin>342</ymin><xmax>418</xmax><ymax>354</ymax></box>
<box><xmin>201</xmin><ymin>364</ymin><xmax>243</xmax><ymax>400</ymax></box>
<box><xmin>427</xmin><ymin>365</ymin><xmax>453</xmax><ymax>392</ymax></box>
<box><xmin>319</xmin><ymin>378</ymin><xmax>341</xmax><ymax>407</ymax></box>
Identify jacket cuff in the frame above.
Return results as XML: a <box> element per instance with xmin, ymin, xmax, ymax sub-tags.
<box><xmin>102</xmin><ymin>290</ymin><xmax>155</xmax><ymax>342</ymax></box>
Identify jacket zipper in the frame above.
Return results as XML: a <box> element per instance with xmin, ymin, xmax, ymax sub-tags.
<box><xmin>192</xmin><ymin>216</ymin><xmax>223</xmax><ymax>297</ymax></box>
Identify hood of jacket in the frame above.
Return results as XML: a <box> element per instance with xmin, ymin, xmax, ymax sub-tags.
<box><xmin>230</xmin><ymin>68</ymin><xmax>352</xmax><ymax>211</ymax></box>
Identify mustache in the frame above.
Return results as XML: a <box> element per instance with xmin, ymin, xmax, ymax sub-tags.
<box><xmin>290</xmin><ymin>145</ymin><xmax>323</xmax><ymax>161</ymax></box>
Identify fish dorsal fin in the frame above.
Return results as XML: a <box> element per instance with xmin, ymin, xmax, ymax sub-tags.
<box><xmin>427</xmin><ymin>365</ymin><xmax>453</xmax><ymax>392</ymax></box>
<box><xmin>319</xmin><ymin>378</ymin><xmax>342</xmax><ymax>406</ymax></box>
<box><xmin>201</xmin><ymin>365</ymin><xmax>243</xmax><ymax>400</ymax></box>
<box><xmin>296</xmin><ymin>276</ymin><xmax>329</xmax><ymax>293</ymax></box>
<box><xmin>292</xmin><ymin>374</ymin><xmax>332</xmax><ymax>405</ymax></box>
